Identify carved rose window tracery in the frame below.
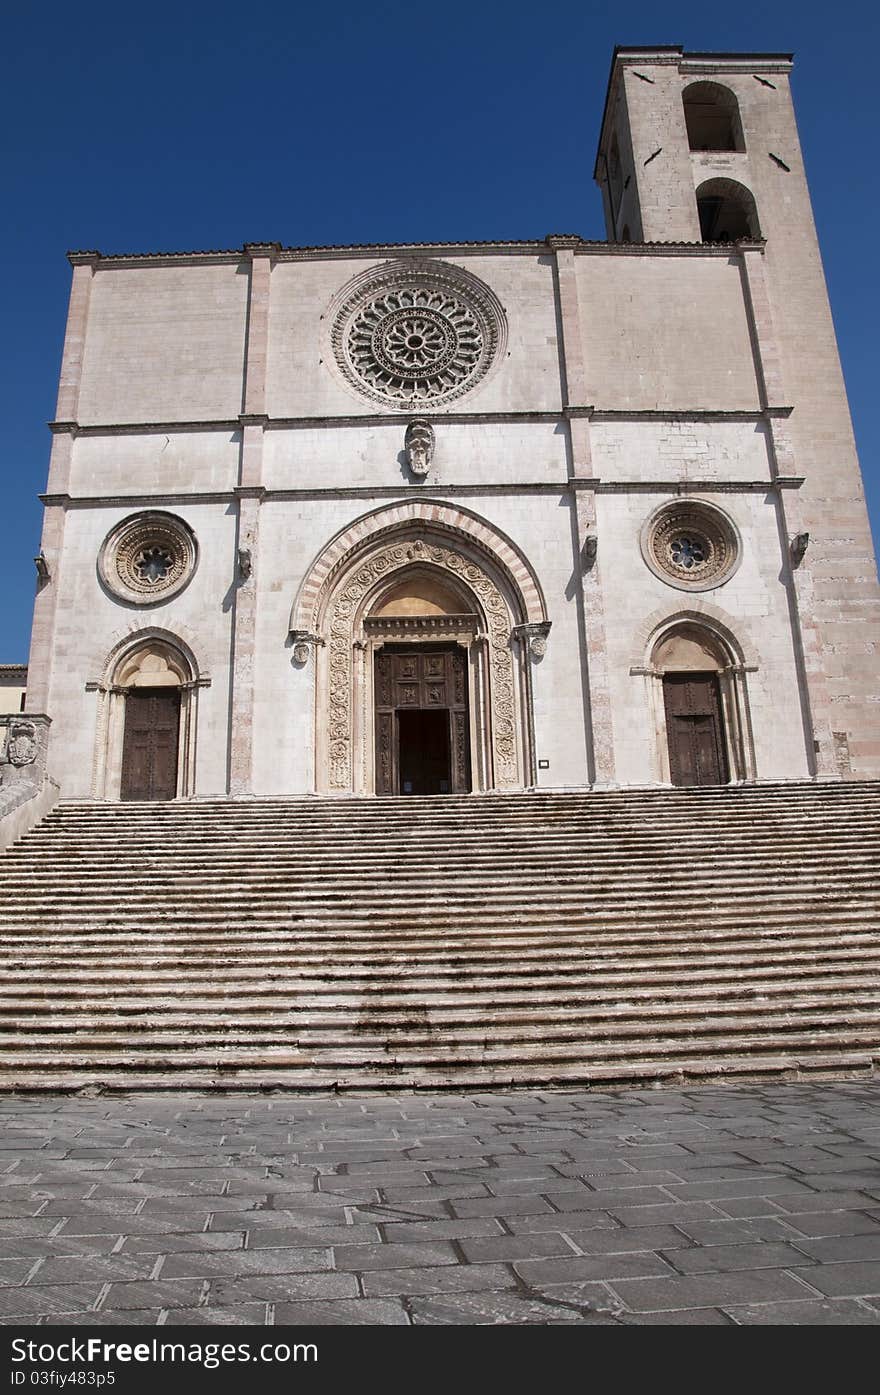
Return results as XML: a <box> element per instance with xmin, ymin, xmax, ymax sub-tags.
<box><xmin>329</xmin><ymin>261</ymin><xmax>506</xmax><ymax>409</ymax></box>
<box><xmin>99</xmin><ymin>513</ymin><xmax>198</xmax><ymax>606</ymax></box>
<box><xmin>640</xmin><ymin>502</ymin><xmax>741</xmax><ymax>592</ymax></box>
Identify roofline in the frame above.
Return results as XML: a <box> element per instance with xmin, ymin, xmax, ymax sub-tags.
<box><xmin>65</xmin><ymin>236</ymin><xmax>765</xmax><ymax>268</ymax></box>
<box><xmin>593</xmin><ymin>45</ymin><xmax>795</xmax><ymax>181</ymax></box>
<box><xmin>69</xmin><ymin>240</ymin><xmax>551</xmax><ymax>267</ymax></box>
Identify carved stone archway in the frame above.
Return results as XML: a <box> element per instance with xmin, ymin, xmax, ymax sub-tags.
<box><xmin>630</xmin><ymin>609</ymin><xmax>758</xmax><ymax>784</ymax></box>
<box><xmin>88</xmin><ymin>628</ymin><xmax>207</xmax><ymax>799</ymax></box>
<box><xmin>291</xmin><ymin>502</ymin><xmax>549</xmax><ymax>795</ymax></box>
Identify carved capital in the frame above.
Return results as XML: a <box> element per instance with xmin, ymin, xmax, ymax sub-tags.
<box><xmin>289</xmin><ymin>630</ymin><xmax>324</xmax><ymax>665</ymax></box>
<box><xmin>790</xmin><ymin>531</ymin><xmax>809</xmax><ymax>567</ymax></box>
<box><xmin>512</xmin><ymin>620</ymin><xmax>552</xmax><ymax>659</ymax></box>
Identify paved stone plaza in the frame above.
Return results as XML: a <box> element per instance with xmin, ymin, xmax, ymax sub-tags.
<box><xmin>2</xmin><ymin>1083</ymin><xmax>880</xmax><ymax>1326</ymax></box>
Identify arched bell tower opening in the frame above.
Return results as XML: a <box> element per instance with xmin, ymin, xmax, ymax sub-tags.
<box><xmin>290</xmin><ymin>501</ymin><xmax>549</xmax><ymax>796</ymax></box>
<box><xmin>683</xmin><ymin>82</ymin><xmax>745</xmax><ymax>153</ymax></box>
<box><xmin>696</xmin><ymin>178</ymin><xmax>761</xmax><ymax>243</ymax></box>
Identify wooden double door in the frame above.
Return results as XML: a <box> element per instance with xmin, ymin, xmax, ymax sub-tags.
<box><xmin>375</xmin><ymin>646</ymin><xmax>471</xmax><ymax>795</ymax></box>
<box><xmin>121</xmin><ymin>688</ymin><xmax>180</xmax><ymax>801</ymax></box>
<box><xmin>663</xmin><ymin>673</ymin><xmax>729</xmax><ymax>787</ymax></box>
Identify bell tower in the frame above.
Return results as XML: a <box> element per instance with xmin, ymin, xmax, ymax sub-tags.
<box><xmin>594</xmin><ymin>46</ymin><xmax>880</xmax><ymax>777</ymax></box>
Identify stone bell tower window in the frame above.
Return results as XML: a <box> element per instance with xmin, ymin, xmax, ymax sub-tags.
<box><xmin>696</xmin><ymin>179</ymin><xmax>761</xmax><ymax>243</ymax></box>
<box><xmin>683</xmin><ymin>82</ymin><xmax>745</xmax><ymax>153</ymax></box>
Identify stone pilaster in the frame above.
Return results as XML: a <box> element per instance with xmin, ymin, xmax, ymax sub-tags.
<box><xmin>740</xmin><ymin>244</ymin><xmax>836</xmax><ymax>777</ymax></box>
<box><xmin>228</xmin><ymin>243</ymin><xmax>277</xmax><ymax>794</ymax></box>
<box><xmin>24</xmin><ymin>501</ymin><xmax>65</xmax><ymax>716</ymax></box>
<box><xmin>54</xmin><ymin>254</ymin><xmax>97</xmax><ymax>424</ymax></box>
<box><xmin>25</xmin><ymin>257</ymin><xmax>96</xmax><ymax>722</ymax></box>
<box><xmin>548</xmin><ymin>237</ymin><xmax>615</xmax><ymax>784</ymax></box>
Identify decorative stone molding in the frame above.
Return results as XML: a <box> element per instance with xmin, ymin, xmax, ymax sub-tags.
<box><xmin>293</xmin><ymin>500</ymin><xmax>549</xmax><ymax>796</ymax></box>
<box><xmin>629</xmin><ymin>602</ymin><xmax>760</xmax><ymax>672</ymax></box>
<box><xmin>323</xmin><ymin>538</ymin><xmax>519</xmax><ymax>791</ymax></box>
<box><xmin>405</xmin><ymin>420</ymin><xmax>434</xmax><ymax>477</ymax></box>
<box><xmin>639</xmin><ymin>499</ymin><xmax>741</xmax><ymax>592</ymax></box>
<box><xmin>326</xmin><ymin>259</ymin><xmax>507</xmax><ymax>410</ymax></box>
<box><xmin>292</xmin><ymin>500</ymin><xmax>547</xmax><ymax>637</ymax></box>
<box><xmin>364</xmin><ymin>614</ymin><xmax>479</xmax><ymax>643</ymax></box>
<box><xmin>98</xmin><ymin>512</ymin><xmax>198</xmax><ymax>605</ymax></box>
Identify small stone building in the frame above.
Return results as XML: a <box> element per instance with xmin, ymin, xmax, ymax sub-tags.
<box><xmin>18</xmin><ymin>47</ymin><xmax>880</xmax><ymax>802</ymax></box>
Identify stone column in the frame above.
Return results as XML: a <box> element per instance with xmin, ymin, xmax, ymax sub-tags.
<box><xmin>547</xmin><ymin>236</ymin><xmax>615</xmax><ymax>784</ymax></box>
<box><xmin>740</xmin><ymin>244</ymin><xmax>836</xmax><ymax>777</ymax></box>
<box><xmin>26</xmin><ymin>255</ymin><xmax>97</xmax><ymax>716</ymax></box>
<box><xmin>228</xmin><ymin>244</ymin><xmax>278</xmax><ymax>795</ymax></box>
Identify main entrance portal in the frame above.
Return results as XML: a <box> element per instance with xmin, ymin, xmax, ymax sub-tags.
<box><xmin>374</xmin><ymin>646</ymin><xmax>471</xmax><ymax>795</ymax></box>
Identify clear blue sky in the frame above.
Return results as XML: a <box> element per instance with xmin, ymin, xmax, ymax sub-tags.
<box><xmin>1</xmin><ymin>0</ymin><xmax>877</xmax><ymax>661</ymax></box>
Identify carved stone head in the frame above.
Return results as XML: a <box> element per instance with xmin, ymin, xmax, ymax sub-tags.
<box><xmin>405</xmin><ymin>420</ymin><xmax>434</xmax><ymax>477</ymax></box>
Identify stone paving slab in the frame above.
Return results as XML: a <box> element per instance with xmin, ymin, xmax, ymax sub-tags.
<box><xmin>1</xmin><ymin>1083</ymin><xmax>880</xmax><ymax>1325</ymax></box>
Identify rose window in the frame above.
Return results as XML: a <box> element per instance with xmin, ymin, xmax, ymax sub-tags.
<box><xmin>329</xmin><ymin>260</ymin><xmax>505</xmax><ymax>409</ymax></box>
<box><xmin>641</xmin><ymin>503</ymin><xmax>740</xmax><ymax>591</ymax></box>
<box><xmin>669</xmin><ymin>535</ymin><xmax>707</xmax><ymax>570</ymax></box>
<box><xmin>134</xmin><ymin>546</ymin><xmax>175</xmax><ymax>585</ymax></box>
<box><xmin>99</xmin><ymin>512</ymin><xmax>198</xmax><ymax>605</ymax></box>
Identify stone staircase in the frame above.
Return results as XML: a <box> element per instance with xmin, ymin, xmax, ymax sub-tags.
<box><xmin>0</xmin><ymin>781</ymin><xmax>878</xmax><ymax>1091</ymax></box>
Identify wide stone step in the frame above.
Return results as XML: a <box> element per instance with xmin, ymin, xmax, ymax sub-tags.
<box><xmin>4</xmin><ymin>1002</ymin><xmax>879</xmax><ymax>1048</ymax></box>
<box><xmin>1</xmin><ymin>1050</ymin><xmax>875</xmax><ymax>1093</ymax></box>
<box><xmin>5</xmin><ymin>987</ymin><xmax>879</xmax><ymax>1026</ymax></box>
<box><xmin>5</xmin><ymin>931</ymin><xmax>880</xmax><ymax>968</ymax></box>
<box><xmin>4</xmin><ymin>971</ymin><xmax>877</xmax><ymax>1016</ymax></box>
<box><xmin>7</xmin><ymin>939</ymin><xmax>880</xmax><ymax>973</ymax></box>
<box><xmin>1</xmin><ymin>1024</ymin><xmax>879</xmax><ymax>1071</ymax></box>
<box><xmin>4</xmin><ymin>858</ymin><xmax>876</xmax><ymax>889</ymax></box>
<box><xmin>2</xmin><ymin>957</ymin><xmax>877</xmax><ymax>997</ymax></box>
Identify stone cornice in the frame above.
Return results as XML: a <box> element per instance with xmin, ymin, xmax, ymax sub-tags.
<box><xmin>57</xmin><ymin>407</ymin><xmax>783</xmax><ymax>436</ymax></box>
<box><xmin>65</xmin><ymin>238</ymin><xmax>754</xmax><ymax>269</ymax></box>
<box><xmin>40</xmin><ymin>476</ymin><xmax>802</xmax><ymax>510</ymax></box>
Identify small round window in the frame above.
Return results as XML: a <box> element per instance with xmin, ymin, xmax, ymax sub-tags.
<box><xmin>98</xmin><ymin>512</ymin><xmax>198</xmax><ymax>606</ymax></box>
<box><xmin>640</xmin><ymin>501</ymin><xmax>740</xmax><ymax>591</ymax></box>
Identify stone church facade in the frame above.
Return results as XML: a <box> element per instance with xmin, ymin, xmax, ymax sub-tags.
<box><xmin>13</xmin><ymin>47</ymin><xmax>880</xmax><ymax>807</ymax></box>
